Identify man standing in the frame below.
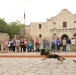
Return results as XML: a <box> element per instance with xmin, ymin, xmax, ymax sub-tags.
<box><xmin>20</xmin><ymin>37</ymin><xmax>24</xmax><ymax>52</ymax></box>
<box><xmin>71</xmin><ymin>38</ymin><xmax>75</xmax><ymax>51</ymax></box>
<box><xmin>66</xmin><ymin>38</ymin><xmax>71</xmax><ymax>52</ymax></box>
<box><xmin>43</xmin><ymin>37</ymin><xmax>47</xmax><ymax>49</ymax></box>
<box><xmin>51</xmin><ymin>37</ymin><xmax>56</xmax><ymax>52</ymax></box>
<box><xmin>30</xmin><ymin>36</ymin><xmax>34</xmax><ymax>52</ymax></box>
<box><xmin>62</xmin><ymin>38</ymin><xmax>67</xmax><ymax>52</ymax></box>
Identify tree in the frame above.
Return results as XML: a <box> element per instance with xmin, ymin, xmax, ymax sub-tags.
<box><xmin>7</xmin><ymin>22</ymin><xmax>20</xmax><ymax>36</ymax></box>
<box><xmin>7</xmin><ymin>21</ymin><xmax>25</xmax><ymax>36</ymax></box>
<box><xmin>0</xmin><ymin>19</ymin><xmax>25</xmax><ymax>37</ymax></box>
<box><xmin>0</xmin><ymin>18</ymin><xmax>7</xmax><ymax>33</ymax></box>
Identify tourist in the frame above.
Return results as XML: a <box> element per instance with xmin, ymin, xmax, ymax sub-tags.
<box><xmin>66</xmin><ymin>38</ymin><xmax>71</xmax><ymax>52</ymax></box>
<box><xmin>12</xmin><ymin>38</ymin><xmax>16</xmax><ymax>52</ymax></box>
<box><xmin>46</xmin><ymin>40</ymin><xmax>50</xmax><ymax>51</ymax></box>
<box><xmin>2</xmin><ymin>38</ymin><xmax>9</xmax><ymax>52</ymax></box>
<box><xmin>51</xmin><ymin>37</ymin><xmax>56</xmax><ymax>52</ymax></box>
<box><xmin>30</xmin><ymin>36</ymin><xmax>34</xmax><ymax>52</ymax></box>
<box><xmin>15</xmin><ymin>37</ymin><xmax>20</xmax><ymax>52</ymax></box>
<box><xmin>56</xmin><ymin>37</ymin><xmax>61</xmax><ymax>52</ymax></box>
<box><xmin>71</xmin><ymin>38</ymin><xmax>75</xmax><ymax>51</ymax></box>
<box><xmin>62</xmin><ymin>38</ymin><xmax>67</xmax><ymax>52</ymax></box>
<box><xmin>43</xmin><ymin>37</ymin><xmax>47</xmax><ymax>49</ymax></box>
<box><xmin>23</xmin><ymin>39</ymin><xmax>27</xmax><ymax>52</ymax></box>
<box><xmin>35</xmin><ymin>37</ymin><xmax>40</xmax><ymax>52</ymax></box>
<box><xmin>27</xmin><ymin>41</ymin><xmax>33</xmax><ymax>52</ymax></box>
<box><xmin>20</xmin><ymin>37</ymin><xmax>24</xmax><ymax>52</ymax></box>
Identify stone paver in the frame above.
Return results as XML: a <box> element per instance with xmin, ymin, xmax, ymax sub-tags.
<box><xmin>0</xmin><ymin>58</ymin><xmax>76</xmax><ymax>75</ymax></box>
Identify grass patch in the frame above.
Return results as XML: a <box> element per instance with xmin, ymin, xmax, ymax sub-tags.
<box><xmin>45</xmin><ymin>46</ymin><xmax>76</xmax><ymax>51</ymax></box>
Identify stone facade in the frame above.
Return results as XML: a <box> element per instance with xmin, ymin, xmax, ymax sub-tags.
<box><xmin>25</xmin><ymin>9</ymin><xmax>76</xmax><ymax>42</ymax></box>
<box><xmin>0</xmin><ymin>33</ymin><xmax>9</xmax><ymax>41</ymax></box>
<box><xmin>25</xmin><ymin>25</ymin><xmax>31</xmax><ymax>41</ymax></box>
<box><xmin>0</xmin><ymin>33</ymin><xmax>9</xmax><ymax>46</ymax></box>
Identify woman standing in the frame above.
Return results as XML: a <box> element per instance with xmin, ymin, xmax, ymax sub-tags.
<box><xmin>62</xmin><ymin>38</ymin><xmax>67</xmax><ymax>52</ymax></box>
<box><xmin>16</xmin><ymin>37</ymin><xmax>20</xmax><ymax>52</ymax></box>
<box><xmin>56</xmin><ymin>37</ymin><xmax>61</xmax><ymax>52</ymax></box>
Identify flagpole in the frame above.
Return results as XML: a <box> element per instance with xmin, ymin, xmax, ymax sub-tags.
<box><xmin>24</xmin><ymin>10</ymin><xmax>26</xmax><ymax>26</ymax></box>
<box><xmin>24</xmin><ymin>10</ymin><xmax>26</xmax><ymax>38</ymax></box>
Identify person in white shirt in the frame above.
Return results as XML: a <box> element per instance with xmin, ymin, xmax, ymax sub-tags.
<box><xmin>71</xmin><ymin>38</ymin><xmax>75</xmax><ymax>51</ymax></box>
<box><xmin>62</xmin><ymin>38</ymin><xmax>67</xmax><ymax>52</ymax></box>
<box><xmin>16</xmin><ymin>37</ymin><xmax>20</xmax><ymax>52</ymax></box>
<box><xmin>66</xmin><ymin>38</ymin><xmax>71</xmax><ymax>52</ymax></box>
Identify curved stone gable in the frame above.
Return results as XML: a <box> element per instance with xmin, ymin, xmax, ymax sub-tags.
<box><xmin>47</xmin><ymin>9</ymin><xmax>74</xmax><ymax>21</ymax></box>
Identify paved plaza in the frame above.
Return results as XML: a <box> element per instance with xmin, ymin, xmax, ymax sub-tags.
<box><xmin>0</xmin><ymin>54</ymin><xmax>76</xmax><ymax>75</ymax></box>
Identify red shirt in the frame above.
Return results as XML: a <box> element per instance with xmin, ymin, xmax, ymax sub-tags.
<box><xmin>36</xmin><ymin>39</ymin><xmax>39</xmax><ymax>43</ymax></box>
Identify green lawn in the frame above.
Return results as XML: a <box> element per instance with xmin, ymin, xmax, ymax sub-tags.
<box><xmin>45</xmin><ymin>46</ymin><xmax>76</xmax><ymax>51</ymax></box>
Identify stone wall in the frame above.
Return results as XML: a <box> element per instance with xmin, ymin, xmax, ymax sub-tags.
<box><xmin>0</xmin><ymin>33</ymin><xmax>9</xmax><ymax>41</ymax></box>
<box><xmin>0</xmin><ymin>33</ymin><xmax>9</xmax><ymax>47</ymax></box>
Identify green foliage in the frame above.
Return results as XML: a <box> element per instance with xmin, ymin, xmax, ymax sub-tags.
<box><xmin>0</xmin><ymin>18</ymin><xmax>7</xmax><ymax>33</ymax></box>
<box><xmin>0</xmin><ymin>18</ymin><xmax>25</xmax><ymax>36</ymax></box>
<box><xmin>19</xmin><ymin>24</ymin><xmax>25</xmax><ymax>28</ymax></box>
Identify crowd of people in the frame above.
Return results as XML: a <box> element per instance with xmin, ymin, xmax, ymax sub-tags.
<box><xmin>0</xmin><ymin>37</ymin><xmax>40</xmax><ymax>53</ymax></box>
<box><xmin>43</xmin><ymin>37</ymin><xmax>76</xmax><ymax>52</ymax></box>
<box><xmin>0</xmin><ymin>36</ymin><xmax>76</xmax><ymax>53</ymax></box>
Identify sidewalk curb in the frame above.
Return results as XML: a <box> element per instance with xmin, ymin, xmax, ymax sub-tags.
<box><xmin>0</xmin><ymin>55</ymin><xmax>76</xmax><ymax>58</ymax></box>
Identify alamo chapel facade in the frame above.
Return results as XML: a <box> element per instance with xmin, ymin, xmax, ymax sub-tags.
<box><xmin>25</xmin><ymin>9</ymin><xmax>76</xmax><ymax>42</ymax></box>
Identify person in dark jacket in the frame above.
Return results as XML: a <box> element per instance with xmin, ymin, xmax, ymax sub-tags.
<box><xmin>66</xmin><ymin>38</ymin><xmax>71</xmax><ymax>52</ymax></box>
<box><xmin>20</xmin><ymin>37</ymin><xmax>24</xmax><ymax>52</ymax></box>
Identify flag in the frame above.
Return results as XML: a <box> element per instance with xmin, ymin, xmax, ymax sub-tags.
<box><xmin>24</xmin><ymin>12</ymin><xmax>25</xmax><ymax>19</ymax></box>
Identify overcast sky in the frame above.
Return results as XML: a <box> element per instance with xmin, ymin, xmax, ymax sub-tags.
<box><xmin>0</xmin><ymin>0</ymin><xmax>76</xmax><ymax>25</ymax></box>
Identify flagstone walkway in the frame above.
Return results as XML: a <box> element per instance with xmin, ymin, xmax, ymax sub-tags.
<box><xmin>0</xmin><ymin>52</ymin><xmax>76</xmax><ymax>75</ymax></box>
<box><xmin>0</xmin><ymin>58</ymin><xmax>76</xmax><ymax>75</ymax></box>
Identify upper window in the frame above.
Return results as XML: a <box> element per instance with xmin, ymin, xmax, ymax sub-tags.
<box><xmin>53</xmin><ymin>22</ymin><xmax>56</xmax><ymax>24</ymax></box>
<box><xmin>39</xmin><ymin>34</ymin><xmax>42</xmax><ymax>38</ymax></box>
<box><xmin>63</xmin><ymin>22</ymin><xmax>67</xmax><ymax>28</ymax></box>
<box><xmin>39</xmin><ymin>24</ymin><xmax>41</xmax><ymax>29</ymax></box>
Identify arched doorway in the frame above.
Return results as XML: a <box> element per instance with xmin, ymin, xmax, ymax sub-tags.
<box><xmin>61</xmin><ymin>34</ymin><xmax>68</xmax><ymax>41</ymax></box>
<box><xmin>52</xmin><ymin>33</ymin><xmax>57</xmax><ymax>39</ymax></box>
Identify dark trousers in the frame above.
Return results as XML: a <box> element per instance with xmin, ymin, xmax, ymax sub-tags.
<box><xmin>63</xmin><ymin>46</ymin><xmax>66</xmax><ymax>51</ymax></box>
<box><xmin>21</xmin><ymin>45</ymin><xmax>24</xmax><ymax>52</ymax></box>
<box><xmin>13</xmin><ymin>46</ymin><xmax>15</xmax><ymax>52</ymax></box>
<box><xmin>9</xmin><ymin>46</ymin><xmax>13</xmax><ymax>52</ymax></box>
<box><xmin>0</xmin><ymin>45</ymin><xmax>1</xmax><ymax>51</ymax></box>
<box><xmin>51</xmin><ymin>45</ymin><xmax>56</xmax><ymax>52</ymax></box>
<box><xmin>32</xmin><ymin>44</ymin><xmax>34</xmax><ymax>52</ymax></box>
<box><xmin>23</xmin><ymin>46</ymin><xmax>26</xmax><ymax>52</ymax></box>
